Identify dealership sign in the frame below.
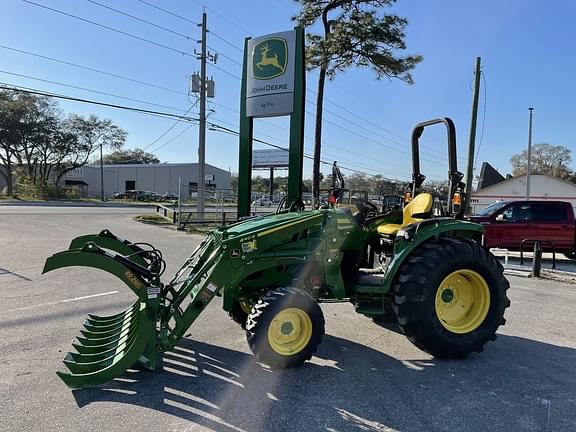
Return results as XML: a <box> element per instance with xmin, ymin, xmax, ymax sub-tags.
<box><xmin>252</xmin><ymin>148</ymin><xmax>289</xmax><ymax>168</ymax></box>
<box><xmin>246</xmin><ymin>30</ymin><xmax>295</xmax><ymax>117</ymax></box>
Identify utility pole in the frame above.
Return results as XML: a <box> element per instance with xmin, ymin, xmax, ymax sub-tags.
<box><xmin>192</xmin><ymin>13</ymin><xmax>216</xmax><ymax>219</ymax></box>
<box><xmin>526</xmin><ymin>107</ymin><xmax>534</xmax><ymax>200</ymax></box>
<box><xmin>196</xmin><ymin>12</ymin><xmax>207</xmax><ymax>219</ymax></box>
<box><xmin>464</xmin><ymin>57</ymin><xmax>481</xmax><ymax>215</ymax></box>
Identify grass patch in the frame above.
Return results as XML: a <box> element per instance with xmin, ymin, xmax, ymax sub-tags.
<box><xmin>185</xmin><ymin>225</ymin><xmax>216</xmax><ymax>234</ymax></box>
<box><xmin>133</xmin><ymin>213</ymin><xmax>173</xmax><ymax>225</ymax></box>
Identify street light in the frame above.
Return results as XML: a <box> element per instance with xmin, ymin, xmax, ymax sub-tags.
<box><xmin>100</xmin><ymin>142</ymin><xmax>104</xmax><ymax>201</ymax></box>
<box><xmin>525</xmin><ymin>107</ymin><xmax>534</xmax><ymax>200</ymax></box>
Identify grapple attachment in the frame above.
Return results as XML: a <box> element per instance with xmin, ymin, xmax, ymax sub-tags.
<box><xmin>43</xmin><ymin>230</ymin><xmax>225</xmax><ymax>388</ymax></box>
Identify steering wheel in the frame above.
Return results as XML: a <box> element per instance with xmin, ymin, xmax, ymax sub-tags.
<box><xmin>276</xmin><ymin>196</ymin><xmax>305</xmax><ymax>214</ymax></box>
<box><xmin>353</xmin><ymin>197</ymin><xmax>379</xmax><ymax>214</ymax></box>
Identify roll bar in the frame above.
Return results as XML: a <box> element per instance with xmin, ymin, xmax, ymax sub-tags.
<box><xmin>411</xmin><ymin>117</ymin><xmax>465</xmax><ymax>217</ymax></box>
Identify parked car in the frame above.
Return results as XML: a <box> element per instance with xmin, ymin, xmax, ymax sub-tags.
<box><xmin>161</xmin><ymin>193</ymin><xmax>178</xmax><ymax>201</ymax></box>
<box><xmin>469</xmin><ymin>200</ymin><xmax>576</xmax><ymax>258</ymax></box>
<box><xmin>252</xmin><ymin>197</ymin><xmax>273</xmax><ymax>207</ymax></box>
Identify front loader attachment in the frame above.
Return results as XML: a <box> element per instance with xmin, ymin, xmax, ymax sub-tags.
<box><xmin>43</xmin><ymin>230</ymin><xmax>225</xmax><ymax>388</ymax></box>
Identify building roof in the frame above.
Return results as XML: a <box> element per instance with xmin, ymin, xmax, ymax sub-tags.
<box><xmin>476</xmin><ymin>162</ymin><xmax>505</xmax><ymax>190</ymax></box>
<box><xmin>87</xmin><ymin>162</ymin><xmax>228</xmax><ymax>173</ymax></box>
<box><xmin>472</xmin><ymin>174</ymin><xmax>576</xmax><ymax>200</ymax></box>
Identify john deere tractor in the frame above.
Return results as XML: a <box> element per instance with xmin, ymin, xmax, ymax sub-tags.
<box><xmin>44</xmin><ymin>118</ymin><xmax>510</xmax><ymax>388</ymax></box>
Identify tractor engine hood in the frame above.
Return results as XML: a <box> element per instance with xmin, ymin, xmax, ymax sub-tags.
<box><xmin>222</xmin><ymin>210</ymin><xmax>326</xmax><ymax>239</ymax></box>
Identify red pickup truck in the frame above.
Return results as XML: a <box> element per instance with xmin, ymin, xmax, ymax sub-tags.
<box><xmin>469</xmin><ymin>200</ymin><xmax>576</xmax><ymax>257</ymax></box>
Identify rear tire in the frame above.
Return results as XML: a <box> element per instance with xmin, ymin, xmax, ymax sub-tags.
<box><xmin>392</xmin><ymin>238</ymin><xmax>510</xmax><ymax>358</ymax></box>
<box><xmin>246</xmin><ymin>287</ymin><xmax>324</xmax><ymax>368</ymax></box>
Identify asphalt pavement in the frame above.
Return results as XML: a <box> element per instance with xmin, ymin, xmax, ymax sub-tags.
<box><xmin>0</xmin><ymin>204</ymin><xmax>575</xmax><ymax>432</ymax></box>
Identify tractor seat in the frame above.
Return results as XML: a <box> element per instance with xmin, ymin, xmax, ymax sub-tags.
<box><xmin>377</xmin><ymin>193</ymin><xmax>433</xmax><ymax>236</ymax></box>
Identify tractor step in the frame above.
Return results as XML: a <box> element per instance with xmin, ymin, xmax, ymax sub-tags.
<box><xmin>354</xmin><ymin>294</ymin><xmax>386</xmax><ymax>315</ymax></box>
<box><xmin>351</xmin><ymin>270</ymin><xmax>385</xmax><ymax>294</ymax></box>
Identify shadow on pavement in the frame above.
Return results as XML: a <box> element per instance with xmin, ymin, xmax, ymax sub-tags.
<box><xmin>0</xmin><ymin>266</ymin><xmax>32</xmax><ymax>281</ymax></box>
<box><xmin>70</xmin><ymin>333</ymin><xmax>576</xmax><ymax>432</ymax></box>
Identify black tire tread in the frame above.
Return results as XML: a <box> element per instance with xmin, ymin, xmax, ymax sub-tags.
<box><xmin>392</xmin><ymin>237</ymin><xmax>510</xmax><ymax>358</ymax></box>
<box><xmin>246</xmin><ymin>287</ymin><xmax>325</xmax><ymax>368</ymax></box>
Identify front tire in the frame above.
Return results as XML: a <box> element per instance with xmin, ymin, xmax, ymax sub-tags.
<box><xmin>246</xmin><ymin>287</ymin><xmax>324</xmax><ymax>368</ymax></box>
<box><xmin>228</xmin><ymin>299</ymin><xmax>251</xmax><ymax>329</ymax></box>
<box><xmin>392</xmin><ymin>238</ymin><xmax>510</xmax><ymax>358</ymax></box>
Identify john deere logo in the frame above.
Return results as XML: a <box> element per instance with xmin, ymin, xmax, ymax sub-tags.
<box><xmin>252</xmin><ymin>38</ymin><xmax>287</xmax><ymax>79</ymax></box>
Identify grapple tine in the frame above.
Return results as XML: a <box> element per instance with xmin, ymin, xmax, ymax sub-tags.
<box><xmin>56</xmin><ymin>305</ymin><xmax>156</xmax><ymax>388</ymax></box>
<box><xmin>87</xmin><ymin>303</ymin><xmax>138</xmax><ymax>324</ymax></box>
<box><xmin>64</xmin><ymin>330</ymin><xmax>139</xmax><ymax>370</ymax></box>
<box><xmin>66</xmin><ymin>332</ymin><xmax>135</xmax><ymax>362</ymax></box>
<box><xmin>80</xmin><ymin>313</ymin><xmax>137</xmax><ymax>338</ymax></box>
<box><xmin>83</xmin><ymin>317</ymin><xmax>130</xmax><ymax>332</ymax></box>
<box><xmin>76</xmin><ymin>314</ymin><xmax>139</xmax><ymax>346</ymax></box>
<box><xmin>71</xmin><ymin>323</ymin><xmax>139</xmax><ymax>354</ymax></box>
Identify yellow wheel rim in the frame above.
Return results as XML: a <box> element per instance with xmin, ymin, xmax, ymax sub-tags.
<box><xmin>267</xmin><ymin>308</ymin><xmax>313</xmax><ymax>356</ymax></box>
<box><xmin>434</xmin><ymin>269</ymin><xmax>490</xmax><ymax>334</ymax></box>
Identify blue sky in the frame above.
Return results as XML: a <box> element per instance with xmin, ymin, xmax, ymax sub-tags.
<box><xmin>1</xmin><ymin>0</ymin><xmax>574</xmax><ymax>183</ymax></box>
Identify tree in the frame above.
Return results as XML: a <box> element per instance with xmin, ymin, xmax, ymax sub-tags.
<box><xmin>292</xmin><ymin>0</ymin><xmax>422</xmax><ymax>203</ymax></box>
<box><xmin>230</xmin><ymin>174</ymin><xmax>238</xmax><ymax>194</ymax></box>
<box><xmin>65</xmin><ymin>114</ymin><xmax>127</xmax><ymax>200</ymax></box>
<box><xmin>102</xmin><ymin>148</ymin><xmax>159</xmax><ymax>165</ymax></box>
<box><xmin>510</xmin><ymin>143</ymin><xmax>572</xmax><ymax>179</ymax></box>
<box><xmin>0</xmin><ymin>91</ymin><xmax>22</xmax><ymax>195</ymax></box>
<box><xmin>0</xmin><ymin>91</ymin><xmax>61</xmax><ymax>193</ymax></box>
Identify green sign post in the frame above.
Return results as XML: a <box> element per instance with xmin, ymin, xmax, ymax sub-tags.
<box><xmin>238</xmin><ymin>27</ymin><xmax>305</xmax><ymax>218</ymax></box>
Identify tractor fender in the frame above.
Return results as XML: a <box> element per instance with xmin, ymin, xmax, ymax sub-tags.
<box><xmin>382</xmin><ymin>219</ymin><xmax>484</xmax><ymax>293</ymax></box>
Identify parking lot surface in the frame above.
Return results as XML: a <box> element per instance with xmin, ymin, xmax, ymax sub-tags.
<box><xmin>1</xmin><ymin>204</ymin><xmax>575</xmax><ymax>432</ymax></box>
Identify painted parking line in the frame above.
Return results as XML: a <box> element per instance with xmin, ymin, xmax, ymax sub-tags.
<box><xmin>3</xmin><ymin>291</ymin><xmax>120</xmax><ymax>314</ymax></box>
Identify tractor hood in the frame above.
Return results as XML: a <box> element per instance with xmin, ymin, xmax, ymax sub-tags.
<box><xmin>223</xmin><ymin>210</ymin><xmax>325</xmax><ymax>238</ymax></box>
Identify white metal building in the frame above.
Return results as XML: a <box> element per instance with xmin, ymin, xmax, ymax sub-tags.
<box><xmin>470</xmin><ymin>174</ymin><xmax>576</xmax><ymax>213</ymax></box>
<box><xmin>62</xmin><ymin>163</ymin><xmax>231</xmax><ymax>198</ymax></box>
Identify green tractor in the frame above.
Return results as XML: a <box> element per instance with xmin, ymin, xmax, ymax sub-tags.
<box><xmin>44</xmin><ymin>118</ymin><xmax>509</xmax><ymax>388</ymax></box>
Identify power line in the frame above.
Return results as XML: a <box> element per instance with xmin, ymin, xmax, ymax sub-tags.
<box><xmin>86</xmin><ymin>0</ymin><xmax>194</xmax><ymax>40</ymax></box>
<box><xmin>0</xmin><ymin>69</ymin><xmax>187</xmax><ymax>113</ymax></box>
<box><xmin>307</xmin><ymin>84</ymin><xmax>463</xmax><ymax>163</ymax></box>
<box><xmin>1</xmin><ymin>83</ymin><xmax>396</xmax><ymax>178</ymax></box>
<box><xmin>208</xmin><ymin>100</ymin><xmax>399</xmax><ymax>173</ymax></box>
<box><xmin>0</xmin><ymin>83</ymin><xmax>197</xmax><ymax>122</ymax></box>
<box><xmin>209</xmin><ymin>63</ymin><xmax>241</xmax><ymax>80</ymax></box>
<box><xmin>22</xmin><ymin>0</ymin><xmax>194</xmax><ymax>57</ymax></box>
<box><xmin>209</xmin><ymin>31</ymin><xmax>244</xmax><ymax>53</ymax></box>
<box><xmin>18</xmin><ymin>0</ymin><xmax>454</xmax><ymax>174</ymax></box>
<box><xmin>136</xmin><ymin>0</ymin><xmax>198</xmax><ymax>25</ymax></box>
<box><xmin>0</xmin><ymin>44</ymin><xmax>187</xmax><ymax>96</ymax></box>
<box><xmin>194</xmin><ymin>60</ymin><xmax>450</xmax><ymax>165</ymax></box>
<box><xmin>207</xmin><ymin>45</ymin><xmax>242</xmax><ymax>66</ymax></box>
<box><xmin>208</xmin><ymin>117</ymin><xmax>390</xmax><ymax>178</ymax></box>
<box><xmin>192</xmin><ymin>0</ymin><xmax>251</xmax><ymax>38</ymax></box>
<box><xmin>143</xmin><ymin>102</ymin><xmax>198</xmax><ymax>151</ymax></box>
<box><xmin>149</xmin><ymin>123</ymin><xmax>196</xmax><ymax>154</ymax></box>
